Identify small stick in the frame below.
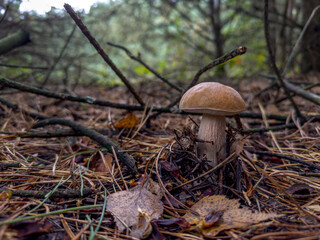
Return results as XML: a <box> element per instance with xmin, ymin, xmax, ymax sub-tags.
<box><xmin>282</xmin><ymin>5</ymin><xmax>320</xmax><ymax>76</ymax></box>
<box><xmin>0</xmin><ymin>188</ymin><xmax>92</xmax><ymax>199</ymax></box>
<box><xmin>64</xmin><ymin>4</ymin><xmax>144</xmax><ymax>106</ymax></box>
<box><xmin>111</xmin><ymin>146</ymin><xmax>128</xmax><ymax>191</ymax></box>
<box><xmin>168</xmin><ymin>46</ymin><xmax>247</xmax><ymax>108</ymax></box>
<box><xmin>32</xmin><ymin>118</ymin><xmax>136</xmax><ymax>173</ymax></box>
<box><xmin>0</xmin><ymin>96</ymin><xmax>48</xmax><ymax>119</ymax></box>
<box><xmin>248</xmin><ymin>150</ymin><xmax>320</xmax><ymax>170</ymax></box>
<box><xmin>107</xmin><ymin>41</ymin><xmax>182</xmax><ymax>92</ymax></box>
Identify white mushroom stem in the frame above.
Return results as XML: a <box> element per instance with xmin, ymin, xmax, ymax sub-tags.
<box><xmin>197</xmin><ymin>114</ymin><xmax>226</xmax><ymax>167</ymax></box>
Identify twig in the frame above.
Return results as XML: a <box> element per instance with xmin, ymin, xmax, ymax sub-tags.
<box><xmin>0</xmin><ymin>5</ymin><xmax>9</xmax><ymax>24</ymax></box>
<box><xmin>167</xmin><ymin>46</ymin><xmax>247</xmax><ymax>108</ymax></box>
<box><xmin>282</xmin><ymin>5</ymin><xmax>320</xmax><ymax>76</ymax></box>
<box><xmin>0</xmin><ymin>95</ymin><xmax>48</xmax><ymax>119</ymax></box>
<box><xmin>1</xmin><ymin>77</ymin><xmax>314</xmax><ymax>122</ymax></box>
<box><xmin>0</xmin><ymin>188</ymin><xmax>92</xmax><ymax>199</ymax></box>
<box><xmin>41</xmin><ymin>25</ymin><xmax>77</xmax><ymax>88</ymax></box>
<box><xmin>242</xmin><ymin>123</ymin><xmax>297</xmax><ymax>133</ymax></box>
<box><xmin>276</xmin><ymin>82</ymin><xmax>320</xmax><ymax>104</ymax></box>
<box><xmin>0</xmin><ymin>63</ymin><xmax>48</xmax><ymax>70</ymax></box>
<box><xmin>247</xmin><ymin>150</ymin><xmax>320</xmax><ymax>170</ymax></box>
<box><xmin>64</xmin><ymin>4</ymin><xmax>144</xmax><ymax>106</ymax></box>
<box><xmin>264</xmin><ymin>0</ymin><xmax>302</xmax><ymax>119</ymax></box>
<box><xmin>284</xmin><ymin>81</ymin><xmax>320</xmax><ymax>105</ymax></box>
<box><xmin>32</xmin><ymin>117</ymin><xmax>136</xmax><ymax>173</ymax></box>
<box><xmin>107</xmin><ymin>41</ymin><xmax>182</xmax><ymax>92</ymax></box>
<box><xmin>261</xmin><ymin>74</ymin><xmax>320</xmax><ymax>106</ymax></box>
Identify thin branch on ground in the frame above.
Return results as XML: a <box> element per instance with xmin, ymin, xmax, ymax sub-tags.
<box><xmin>276</xmin><ymin>82</ymin><xmax>320</xmax><ymax>104</ymax></box>
<box><xmin>247</xmin><ymin>150</ymin><xmax>320</xmax><ymax>170</ymax></box>
<box><xmin>264</xmin><ymin>0</ymin><xmax>302</xmax><ymax>119</ymax></box>
<box><xmin>284</xmin><ymin>81</ymin><xmax>320</xmax><ymax>105</ymax></box>
<box><xmin>64</xmin><ymin>4</ymin><xmax>145</xmax><ymax>106</ymax></box>
<box><xmin>32</xmin><ymin>117</ymin><xmax>136</xmax><ymax>173</ymax></box>
<box><xmin>2</xmin><ymin>78</ymin><xmax>316</xmax><ymax>122</ymax></box>
<box><xmin>0</xmin><ymin>96</ymin><xmax>48</xmax><ymax>119</ymax></box>
<box><xmin>0</xmin><ymin>188</ymin><xmax>92</xmax><ymax>199</ymax></box>
<box><xmin>107</xmin><ymin>41</ymin><xmax>182</xmax><ymax>92</ymax></box>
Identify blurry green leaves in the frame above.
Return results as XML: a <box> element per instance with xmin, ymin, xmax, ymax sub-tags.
<box><xmin>134</xmin><ymin>65</ymin><xmax>151</xmax><ymax>76</ymax></box>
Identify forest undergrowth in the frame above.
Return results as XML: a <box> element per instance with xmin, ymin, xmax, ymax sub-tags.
<box><xmin>1</xmin><ymin>77</ymin><xmax>320</xmax><ymax>239</ymax></box>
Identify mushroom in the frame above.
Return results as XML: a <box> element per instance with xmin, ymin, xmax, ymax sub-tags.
<box><xmin>179</xmin><ymin>82</ymin><xmax>245</xmax><ymax>166</ymax></box>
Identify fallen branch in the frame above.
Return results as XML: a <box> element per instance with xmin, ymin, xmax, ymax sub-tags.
<box><xmin>0</xmin><ymin>96</ymin><xmax>48</xmax><ymax>119</ymax></box>
<box><xmin>64</xmin><ymin>4</ymin><xmax>144</xmax><ymax>106</ymax></box>
<box><xmin>0</xmin><ymin>188</ymin><xmax>92</xmax><ymax>199</ymax></box>
<box><xmin>284</xmin><ymin>81</ymin><xmax>320</xmax><ymax>105</ymax></box>
<box><xmin>247</xmin><ymin>150</ymin><xmax>320</xmax><ymax>170</ymax></box>
<box><xmin>32</xmin><ymin>118</ymin><xmax>136</xmax><ymax>173</ymax></box>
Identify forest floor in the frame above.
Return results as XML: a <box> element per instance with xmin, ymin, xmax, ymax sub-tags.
<box><xmin>1</xmin><ymin>77</ymin><xmax>320</xmax><ymax>240</ymax></box>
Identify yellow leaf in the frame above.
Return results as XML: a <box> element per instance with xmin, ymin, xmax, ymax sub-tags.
<box><xmin>183</xmin><ymin>195</ymin><xmax>279</xmax><ymax>237</ymax></box>
<box><xmin>114</xmin><ymin>112</ymin><xmax>139</xmax><ymax>129</ymax></box>
<box><xmin>0</xmin><ymin>190</ymin><xmax>12</xmax><ymax>200</ymax></box>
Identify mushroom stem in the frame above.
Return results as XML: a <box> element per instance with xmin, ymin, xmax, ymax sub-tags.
<box><xmin>197</xmin><ymin>114</ymin><xmax>226</xmax><ymax>166</ymax></box>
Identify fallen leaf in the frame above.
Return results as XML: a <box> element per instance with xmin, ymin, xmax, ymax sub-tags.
<box><xmin>0</xmin><ymin>190</ymin><xmax>12</xmax><ymax>200</ymax></box>
<box><xmin>10</xmin><ymin>220</ymin><xmax>53</xmax><ymax>238</ymax></box>
<box><xmin>88</xmin><ymin>153</ymin><xmax>113</xmax><ymax>173</ymax></box>
<box><xmin>183</xmin><ymin>195</ymin><xmax>279</xmax><ymax>237</ymax></box>
<box><xmin>114</xmin><ymin>112</ymin><xmax>139</xmax><ymax>129</ymax></box>
<box><xmin>106</xmin><ymin>183</ymin><xmax>163</xmax><ymax>239</ymax></box>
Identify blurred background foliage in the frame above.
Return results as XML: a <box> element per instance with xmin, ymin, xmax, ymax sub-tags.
<box><xmin>0</xmin><ymin>0</ymin><xmax>319</xmax><ymax>88</ymax></box>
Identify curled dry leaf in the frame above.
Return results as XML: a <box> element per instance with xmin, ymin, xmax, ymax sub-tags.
<box><xmin>88</xmin><ymin>152</ymin><xmax>113</xmax><ymax>173</ymax></box>
<box><xmin>183</xmin><ymin>195</ymin><xmax>280</xmax><ymax>237</ymax></box>
<box><xmin>106</xmin><ymin>183</ymin><xmax>163</xmax><ymax>239</ymax></box>
<box><xmin>114</xmin><ymin>112</ymin><xmax>139</xmax><ymax>129</ymax></box>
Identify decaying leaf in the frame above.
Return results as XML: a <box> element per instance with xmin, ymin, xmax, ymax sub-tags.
<box><xmin>183</xmin><ymin>195</ymin><xmax>279</xmax><ymax>237</ymax></box>
<box><xmin>10</xmin><ymin>220</ymin><xmax>53</xmax><ymax>239</ymax></box>
<box><xmin>88</xmin><ymin>152</ymin><xmax>113</xmax><ymax>173</ymax></box>
<box><xmin>114</xmin><ymin>112</ymin><xmax>139</xmax><ymax>128</ymax></box>
<box><xmin>106</xmin><ymin>182</ymin><xmax>163</xmax><ymax>239</ymax></box>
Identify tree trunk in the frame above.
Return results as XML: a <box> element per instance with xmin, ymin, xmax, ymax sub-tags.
<box><xmin>301</xmin><ymin>0</ymin><xmax>320</xmax><ymax>73</ymax></box>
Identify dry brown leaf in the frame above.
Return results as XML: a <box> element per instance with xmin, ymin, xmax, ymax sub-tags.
<box><xmin>114</xmin><ymin>112</ymin><xmax>139</xmax><ymax>128</ymax></box>
<box><xmin>183</xmin><ymin>195</ymin><xmax>279</xmax><ymax>237</ymax></box>
<box><xmin>106</xmin><ymin>184</ymin><xmax>163</xmax><ymax>239</ymax></box>
<box><xmin>88</xmin><ymin>153</ymin><xmax>113</xmax><ymax>173</ymax></box>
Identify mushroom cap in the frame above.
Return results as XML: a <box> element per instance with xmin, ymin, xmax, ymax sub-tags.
<box><xmin>179</xmin><ymin>82</ymin><xmax>246</xmax><ymax>116</ymax></box>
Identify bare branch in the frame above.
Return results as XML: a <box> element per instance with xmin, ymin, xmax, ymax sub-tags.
<box><xmin>167</xmin><ymin>46</ymin><xmax>247</xmax><ymax>108</ymax></box>
<box><xmin>107</xmin><ymin>41</ymin><xmax>182</xmax><ymax>92</ymax></box>
<box><xmin>64</xmin><ymin>4</ymin><xmax>144</xmax><ymax>106</ymax></box>
<box><xmin>32</xmin><ymin>117</ymin><xmax>136</xmax><ymax>173</ymax></box>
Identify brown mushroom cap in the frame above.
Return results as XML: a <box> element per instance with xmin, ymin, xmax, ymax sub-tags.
<box><xmin>179</xmin><ymin>82</ymin><xmax>246</xmax><ymax>116</ymax></box>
